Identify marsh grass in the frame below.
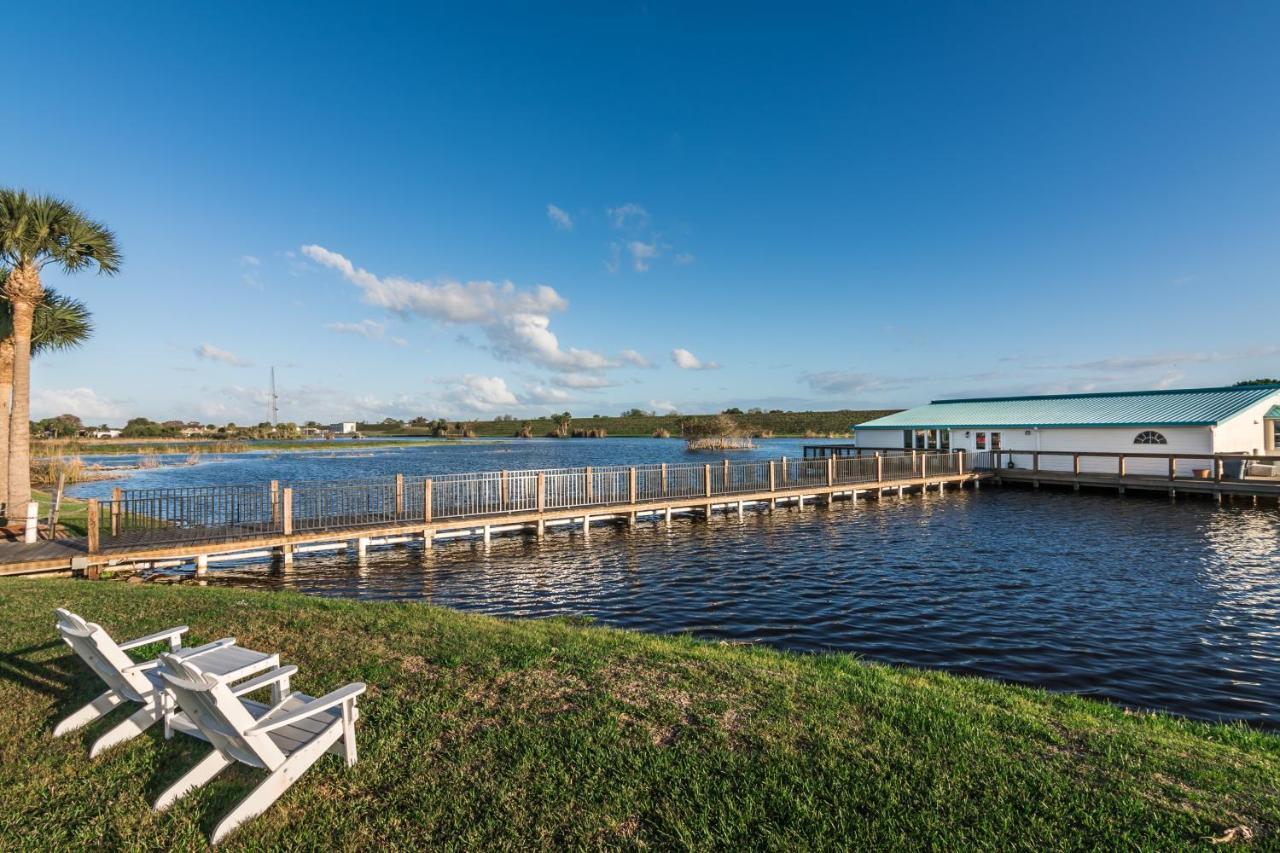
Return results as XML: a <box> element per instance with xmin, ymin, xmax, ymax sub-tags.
<box><xmin>0</xmin><ymin>579</ymin><xmax>1277</xmax><ymax>849</ymax></box>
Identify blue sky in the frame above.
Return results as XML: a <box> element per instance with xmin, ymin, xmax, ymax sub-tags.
<box><xmin>7</xmin><ymin>2</ymin><xmax>1280</xmax><ymax>424</ymax></box>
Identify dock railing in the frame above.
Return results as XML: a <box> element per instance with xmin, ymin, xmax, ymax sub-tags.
<box><xmin>87</xmin><ymin>451</ymin><xmax>974</xmax><ymax>552</ymax></box>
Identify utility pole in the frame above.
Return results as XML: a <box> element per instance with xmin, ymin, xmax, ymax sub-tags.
<box><xmin>269</xmin><ymin>366</ymin><xmax>279</xmax><ymax>427</ymax></box>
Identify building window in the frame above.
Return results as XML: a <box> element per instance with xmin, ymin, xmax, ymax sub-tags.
<box><xmin>975</xmin><ymin>432</ymin><xmax>987</xmax><ymax>450</ymax></box>
<box><xmin>1134</xmin><ymin>430</ymin><xmax>1167</xmax><ymax>445</ymax></box>
<box><xmin>903</xmin><ymin>430</ymin><xmax>912</xmax><ymax>449</ymax></box>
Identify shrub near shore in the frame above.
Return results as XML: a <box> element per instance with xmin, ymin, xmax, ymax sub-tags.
<box><xmin>0</xmin><ymin>579</ymin><xmax>1277</xmax><ymax>848</ymax></box>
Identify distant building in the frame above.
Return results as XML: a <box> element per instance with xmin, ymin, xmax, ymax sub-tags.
<box><xmin>90</xmin><ymin>429</ymin><xmax>123</xmax><ymax>439</ymax></box>
<box><xmin>328</xmin><ymin>422</ymin><xmax>358</xmax><ymax>434</ymax></box>
<box><xmin>853</xmin><ymin>384</ymin><xmax>1280</xmax><ymax>475</ymax></box>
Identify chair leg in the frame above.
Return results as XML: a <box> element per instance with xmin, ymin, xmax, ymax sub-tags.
<box><xmin>89</xmin><ymin>699</ymin><xmax>160</xmax><ymax>758</ymax></box>
<box><xmin>208</xmin><ymin>723</ymin><xmax>342</xmax><ymax>847</ymax></box>
<box><xmin>53</xmin><ymin>689</ymin><xmax>123</xmax><ymax>737</ymax></box>
<box><xmin>342</xmin><ymin>701</ymin><xmax>357</xmax><ymax>768</ymax></box>
<box><xmin>154</xmin><ymin>750</ymin><xmax>233</xmax><ymax>812</ymax></box>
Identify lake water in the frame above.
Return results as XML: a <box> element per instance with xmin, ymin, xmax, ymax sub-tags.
<box><xmin>72</xmin><ymin>438</ymin><xmax>1280</xmax><ymax>727</ymax></box>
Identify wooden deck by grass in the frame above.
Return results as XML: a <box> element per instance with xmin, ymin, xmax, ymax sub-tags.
<box><xmin>0</xmin><ymin>579</ymin><xmax>1276</xmax><ymax>849</ymax></box>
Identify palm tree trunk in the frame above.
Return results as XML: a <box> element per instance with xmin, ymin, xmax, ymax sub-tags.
<box><xmin>0</xmin><ymin>337</ymin><xmax>13</xmax><ymax>515</ymax></box>
<box><xmin>5</xmin><ymin>264</ymin><xmax>41</xmax><ymax>515</ymax></box>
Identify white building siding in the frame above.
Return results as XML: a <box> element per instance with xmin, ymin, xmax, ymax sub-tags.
<box><xmin>1211</xmin><ymin>393</ymin><xmax>1280</xmax><ymax>454</ymax></box>
<box><xmin>860</xmin><ymin>424</ymin><xmax>1217</xmax><ymax>475</ymax></box>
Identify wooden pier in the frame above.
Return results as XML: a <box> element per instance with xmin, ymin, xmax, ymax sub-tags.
<box><xmin>0</xmin><ymin>453</ymin><xmax>984</xmax><ymax>577</ymax></box>
<box><xmin>991</xmin><ymin>449</ymin><xmax>1280</xmax><ymax>502</ymax></box>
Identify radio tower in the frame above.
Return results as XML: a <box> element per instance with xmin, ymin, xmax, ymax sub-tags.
<box><xmin>268</xmin><ymin>367</ymin><xmax>279</xmax><ymax>427</ymax></box>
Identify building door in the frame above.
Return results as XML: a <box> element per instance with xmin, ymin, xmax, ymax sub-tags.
<box><xmin>990</xmin><ymin>431</ymin><xmax>1002</xmax><ymax>451</ymax></box>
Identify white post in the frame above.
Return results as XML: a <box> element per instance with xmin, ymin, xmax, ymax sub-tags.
<box><xmin>24</xmin><ymin>502</ymin><xmax>38</xmax><ymax>543</ymax></box>
<box><xmin>482</xmin><ymin>525</ymin><xmax>491</xmax><ymax>544</ymax></box>
<box><xmin>356</xmin><ymin>537</ymin><xmax>370</xmax><ymax>555</ymax></box>
<box><xmin>195</xmin><ymin>554</ymin><xmax>209</xmax><ymax>577</ymax></box>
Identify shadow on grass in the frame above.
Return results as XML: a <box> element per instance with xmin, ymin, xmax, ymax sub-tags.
<box><xmin>0</xmin><ymin>640</ymin><xmax>76</xmax><ymax>698</ymax></box>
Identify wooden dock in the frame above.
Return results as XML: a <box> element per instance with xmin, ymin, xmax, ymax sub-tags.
<box><xmin>990</xmin><ymin>449</ymin><xmax>1280</xmax><ymax>502</ymax></box>
<box><xmin>0</xmin><ymin>453</ymin><xmax>985</xmax><ymax>577</ymax></box>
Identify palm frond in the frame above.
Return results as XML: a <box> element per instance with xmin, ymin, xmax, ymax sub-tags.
<box><xmin>31</xmin><ymin>289</ymin><xmax>93</xmax><ymax>354</ymax></box>
<box><xmin>0</xmin><ymin>188</ymin><xmax>121</xmax><ymax>275</ymax></box>
<box><xmin>0</xmin><ymin>285</ymin><xmax>94</xmax><ymax>354</ymax></box>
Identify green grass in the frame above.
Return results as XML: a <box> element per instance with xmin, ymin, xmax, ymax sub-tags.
<box><xmin>0</xmin><ymin>579</ymin><xmax>1276</xmax><ymax>849</ymax></box>
<box><xmin>360</xmin><ymin>409</ymin><xmax>898</xmax><ymax>438</ymax></box>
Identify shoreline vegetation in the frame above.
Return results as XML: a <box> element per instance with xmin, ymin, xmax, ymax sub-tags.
<box><xmin>357</xmin><ymin>408</ymin><xmax>895</xmax><ymax>439</ymax></box>
<box><xmin>0</xmin><ymin>578</ymin><xmax>1276</xmax><ymax>848</ymax></box>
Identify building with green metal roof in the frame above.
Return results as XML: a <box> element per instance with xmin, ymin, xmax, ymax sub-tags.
<box><xmin>852</xmin><ymin>384</ymin><xmax>1280</xmax><ymax>473</ymax></box>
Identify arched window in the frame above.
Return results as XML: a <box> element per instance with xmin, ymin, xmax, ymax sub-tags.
<box><xmin>1134</xmin><ymin>430</ymin><xmax>1167</xmax><ymax>445</ymax></box>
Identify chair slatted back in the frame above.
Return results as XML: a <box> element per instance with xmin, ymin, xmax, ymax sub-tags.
<box><xmin>159</xmin><ymin>653</ymin><xmax>287</xmax><ymax>770</ymax></box>
<box><xmin>55</xmin><ymin>608</ymin><xmax>154</xmax><ymax>702</ymax></box>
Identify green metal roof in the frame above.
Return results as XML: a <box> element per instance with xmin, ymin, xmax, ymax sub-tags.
<box><xmin>855</xmin><ymin>384</ymin><xmax>1280</xmax><ymax>430</ymax></box>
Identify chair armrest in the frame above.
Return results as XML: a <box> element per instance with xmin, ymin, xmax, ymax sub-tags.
<box><xmin>230</xmin><ymin>666</ymin><xmax>297</xmax><ymax>697</ymax></box>
<box><xmin>247</xmin><ymin>683</ymin><xmax>367</xmax><ymax>734</ymax></box>
<box><xmin>170</xmin><ymin>638</ymin><xmax>236</xmax><ymax>660</ymax></box>
<box><xmin>118</xmin><ymin>625</ymin><xmax>188</xmax><ymax>651</ymax></box>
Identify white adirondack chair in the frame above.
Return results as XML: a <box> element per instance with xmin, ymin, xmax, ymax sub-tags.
<box><xmin>155</xmin><ymin>651</ymin><xmax>366</xmax><ymax>846</ymax></box>
<box><xmin>53</xmin><ymin>608</ymin><xmax>279</xmax><ymax>757</ymax></box>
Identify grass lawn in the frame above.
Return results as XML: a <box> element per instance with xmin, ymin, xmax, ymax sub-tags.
<box><xmin>0</xmin><ymin>579</ymin><xmax>1276</xmax><ymax>849</ymax></box>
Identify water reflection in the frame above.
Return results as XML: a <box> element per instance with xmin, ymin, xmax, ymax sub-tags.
<box><xmin>199</xmin><ymin>487</ymin><xmax>1280</xmax><ymax>727</ymax></box>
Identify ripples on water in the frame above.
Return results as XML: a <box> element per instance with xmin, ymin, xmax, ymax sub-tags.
<box><xmin>203</xmin><ymin>485</ymin><xmax>1280</xmax><ymax>727</ymax></box>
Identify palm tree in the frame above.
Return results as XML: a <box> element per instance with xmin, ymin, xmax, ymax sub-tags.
<box><xmin>0</xmin><ymin>191</ymin><xmax>119</xmax><ymax>513</ymax></box>
<box><xmin>0</xmin><ymin>271</ymin><xmax>93</xmax><ymax>510</ymax></box>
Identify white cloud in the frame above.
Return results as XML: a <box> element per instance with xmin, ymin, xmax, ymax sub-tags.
<box><xmin>240</xmin><ymin>255</ymin><xmax>263</xmax><ymax>289</ymax></box>
<box><xmin>31</xmin><ymin>387</ymin><xmax>127</xmax><ymax>421</ymax></box>
<box><xmin>546</xmin><ymin>204</ymin><xmax>573</xmax><ymax>231</ymax></box>
<box><xmin>1063</xmin><ymin>345</ymin><xmax>1280</xmax><ymax>372</ymax></box>
<box><xmin>326</xmin><ymin>319</ymin><xmax>388</xmax><ymax>340</ymax></box>
<box><xmin>441</xmin><ymin>375</ymin><xmax>520</xmax><ymax>413</ymax></box>
<box><xmin>649</xmin><ymin>399</ymin><xmax>678</xmax><ymax>413</ymax></box>
<box><xmin>627</xmin><ymin>240</ymin><xmax>659</xmax><ymax>272</ymax></box>
<box><xmin>521</xmin><ymin>383</ymin><xmax>573</xmax><ymax>405</ymax></box>
<box><xmin>674</xmin><ymin>252</ymin><xmax>696</xmax><ymax>266</ymax></box>
<box><xmin>302</xmin><ymin>244</ymin><xmax>615</xmax><ymax>372</ymax></box>
<box><xmin>195</xmin><ymin>343</ymin><xmax>252</xmax><ymax>367</ymax></box>
<box><xmin>620</xmin><ymin>349</ymin><xmax>653</xmax><ymax>368</ymax></box>
<box><xmin>800</xmin><ymin>371</ymin><xmax>893</xmax><ymax>394</ymax></box>
<box><xmin>607</xmin><ymin>203</ymin><xmax>649</xmax><ymax>230</ymax></box>
<box><xmin>555</xmin><ymin>372</ymin><xmax>618</xmax><ymax>389</ymax></box>
<box><xmin>671</xmin><ymin>348</ymin><xmax>719</xmax><ymax>370</ymax></box>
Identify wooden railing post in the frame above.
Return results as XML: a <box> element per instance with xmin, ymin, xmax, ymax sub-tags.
<box><xmin>585</xmin><ymin>466</ymin><xmax>593</xmax><ymax>503</ymax></box>
<box><xmin>629</xmin><ymin>467</ymin><xmax>637</xmax><ymax>503</ymax></box>
<box><xmin>269</xmin><ymin>480</ymin><xmax>280</xmax><ymax>525</ymax></box>
<box><xmin>110</xmin><ymin>487</ymin><xmax>121</xmax><ymax>536</ymax></box>
<box><xmin>1073</xmin><ymin>454</ymin><xmax>1081</xmax><ymax>476</ymax></box>
<box><xmin>780</xmin><ymin>456</ymin><xmax>788</xmax><ymax>485</ymax></box>
<box><xmin>1033</xmin><ymin>452</ymin><xmax>1040</xmax><ymax>473</ymax></box>
<box><xmin>722</xmin><ymin>459</ymin><xmax>730</xmax><ymax>492</ymax></box>
<box><xmin>536</xmin><ymin>472</ymin><xmax>545</xmax><ymax>513</ymax></box>
<box><xmin>704</xmin><ymin>463</ymin><xmax>713</xmax><ymax>498</ymax></box>
<box><xmin>1214</xmin><ymin>457</ymin><xmax>1223</xmax><ymax>483</ymax></box>
<box><xmin>500</xmin><ymin>470</ymin><xmax>509</xmax><ymax>510</ymax></box>
<box><xmin>423</xmin><ymin>479</ymin><xmax>433</xmax><ymax>523</ymax></box>
<box><xmin>957</xmin><ymin>450</ymin><xmax>965</xmax><ymax>474</ymax></box>
<box><xmin>769</xmin><ymin>460</ymin><xmax>777</xmax><ymax>491</ymax></box>
<box><xmin>1118</xmin><ymin>455</ymin><xmax>1126</xmax><ymax>479</ymax></box>
<box><xmin>875</xmin><ymin>452</ymin><xmax>883</xmax><ymax>482</ymax></box>
<box><xmin>922</xmin><ymin>455</ymin><xmax>928</xmax><ymax>478</ymax></box>
<box><xmin>660</xmin><ymin>463</ymin><xmax>668</xmax><ymax>496</ymax></box>
<box><xmin>86</xmin><ymin>499</ymin><xmax>100</xmax><ymax>554</ymax></box>
<box><xmin>282</xmin><ymin>488</ymin><xmax>293</xmax><ymax>535</ymax></box>
<box><xmin>827</xmin><ymin>456</ymin><xmax>835</xmax><ymax>486</ymax></box>
<box><xmin>395</xmin><ymin>473</ymin><xmax>405</xmax><ymax>515</ymax></box>
<box><xmin>1168</xmin><ymin>456</ymin><xmax>1176</xmax><ymax>481</ymax></box>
